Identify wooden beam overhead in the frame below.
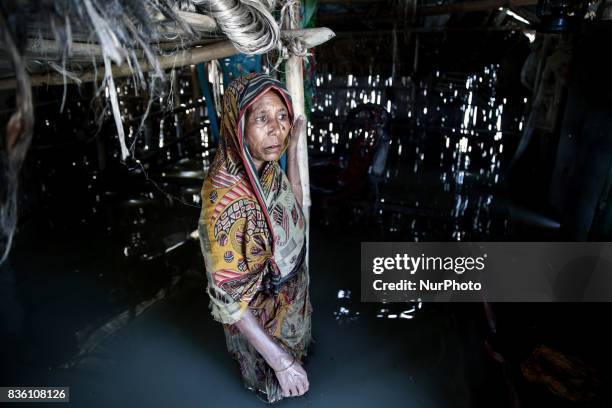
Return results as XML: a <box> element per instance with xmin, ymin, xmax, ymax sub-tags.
<box><xmin>0</xmin><ymin>40</ymin><xmax>239</xmax><ymax>90</ymax></box>
<box><xmin>333</xmin><ymin>26</ymin><xmax>527</xmax><ymax>36</ymax></box>
<box><xmin>420</xmin><ymin>0</ymin><xmax>538</xmax><ymax>16</ymax></box>
<box><xmin>317</xmin><ymin>0</ymin><xmax>539</xmax><ymax>23</ymax></box>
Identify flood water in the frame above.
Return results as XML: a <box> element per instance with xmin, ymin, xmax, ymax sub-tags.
<box><xmin>1</xmin><ymin>65</ymin><xmax>610</xmax><ymax>407</ymax></box>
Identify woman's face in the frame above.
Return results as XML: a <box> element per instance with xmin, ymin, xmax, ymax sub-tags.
<box><xmin>244</xmin><ymin>90</ymin><xmax>290</xmax><ymax>172</ymax></box>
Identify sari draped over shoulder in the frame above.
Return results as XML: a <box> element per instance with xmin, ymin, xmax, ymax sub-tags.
<box><xmin>198</xmin><ymin>73</ymin><xmax>312</xmax><ymax>403</ymax></box>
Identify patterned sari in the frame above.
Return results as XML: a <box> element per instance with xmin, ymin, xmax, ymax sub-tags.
<box><xmin>198</xmin><ymin>73</ymin><xmax>312</xmax><ymax>403</ymax></box>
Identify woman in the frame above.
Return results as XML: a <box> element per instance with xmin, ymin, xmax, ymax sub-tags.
<box><xmin>198</xmin><ymin>73</ymin><xmax>312</xmax><ymax>403</ymax></box>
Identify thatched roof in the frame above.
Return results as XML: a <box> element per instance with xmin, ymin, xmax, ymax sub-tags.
<box><xmin>0</xmin><ymin>1</ymin><xmax>333</xmax><ymax>87</ymax></box>
<box><xmin>0</xmin><ymin>0</ymin><xmax>333</xmax><ymax>264</ymax></box>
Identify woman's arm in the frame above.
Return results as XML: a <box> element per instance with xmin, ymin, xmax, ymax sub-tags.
<box><xmin>286</xmin><ymin>115</ymin><xmax>305</xmax><ymax>208</ymax></box>
<box><xmin>233</xmin><ymin>308</ymin><xmax>309</xmax><ymax>397</ymax></box>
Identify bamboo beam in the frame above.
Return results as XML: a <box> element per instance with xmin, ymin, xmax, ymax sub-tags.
<box><xmin>318</xmin><ymin>0</ymin><xmax>537</xmax><ymax>10</ymax></box>
<box><xmin>20</xmin><ymin>37</ymin><xmax>224</xmax><ymax>60</ymax></box>
<box><xmin>21</xmin><ymin>28</ymin><xmax>333</xmax><ymax>58</ymax></box>
<box><xmin>420</xmin><ymin>0</ymin><xmax>538</xmax><ymax>15</ymax></box>
<box><xmin>332</xmin><ymin>26</ymin><xmax>527</xmax><ymax>36</ymax></box>
<box><xmin>0</xmin><ymin>40</ymin><xmax>238</xmax><ymax>90</ymax></box>
<box><xmin>318</xmin><ymin>0</ymin><xmax>387</xmax><ymax>3</ymax></box>
<box><xmin>317</xmin><ymin>0</ymin><xmax>539</xmax><ymax>24</ymax></box>
<box><xmin>9</xmin><ymin>36</ymin><xmax>222</xmax><ymax>69</ymax></box>
<box><xmin>26</xmin><ymin>39</ymin><xmax>108</xmax><ymax>59</ymax></box>
<box><xmin>282</xmin><ymin>28</ymin><xmax>336</xmax><ymax>48</ymax></box>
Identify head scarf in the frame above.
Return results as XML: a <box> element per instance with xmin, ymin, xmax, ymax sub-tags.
<box><xmin>198</xmin><ymin>73</ymin><xmax>306</xmax><ymax>324</ymax></box>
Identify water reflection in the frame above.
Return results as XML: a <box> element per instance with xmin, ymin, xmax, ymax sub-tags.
<box><xmin>4</xmin><ymin>62</ymin><xmax>530</xmax><ymax>369</ymax></box>
<box><xmin>310</xmin><ymin>67</ymin><xmax>524</xmax><ymax>243</ymax></box>
<box><xmin>333</xmin><ymin>287</ymin><xmax>423</xmax><ymax>323</ymax></box>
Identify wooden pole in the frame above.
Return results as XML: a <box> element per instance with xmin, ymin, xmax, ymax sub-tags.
<box><xmin>421</xmin><ymin>0</ymin><xmax>538</xmax><ymax>15</ymax></box>
<box><xmin>24</xmin><ymin>37</ymin><xmax>222</xmax><ymax>58</ymax></box>
<box><xmin>333</xmin><ymin>26</ymin><xmax>529</xmax><ymax>37</ymax></box>
<box><xmin>317</xmin><ymin>0</ymin><xmax>538</xmax><ymax>24</ymax></box>
<box><xmin>317</xmin><ymin>0</ymin><xmax>538</xmax><ymax>10</ymax></box>
<box><xmin>0</xmin><ymin>40</ymin><xmax>239</xmax><ymax>90</ymax></box>
<box><xmin>283</xmin><ymin>0</ymin><xmax>311</xmax><ymax>268</ymax></box>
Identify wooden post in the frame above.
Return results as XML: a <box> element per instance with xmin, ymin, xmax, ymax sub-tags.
<box><xmin>283</xmin><ymin>0</ymin><xmax>312</xmax><ymax>268</ymax></box>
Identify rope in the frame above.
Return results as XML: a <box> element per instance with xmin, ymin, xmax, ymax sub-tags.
<box><xmin>272</xmin><ymin>0</ymin><xmax>310</xmax><ymax>69</ymax></box>
<box><xmin>189</xmin><ymin>0</ymin><xmax>309</xmax><ymax>62</ymax></box>
<box><xmin>191</xmin><ymin>0</ymin><xmax>280</xmax><ymax>55</ymax></box>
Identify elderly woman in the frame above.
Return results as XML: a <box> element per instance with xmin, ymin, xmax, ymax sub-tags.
<box><xmin>198</xmin><ymin>73</ymin><xmax>312</xmax><ymax>403</ymax></box>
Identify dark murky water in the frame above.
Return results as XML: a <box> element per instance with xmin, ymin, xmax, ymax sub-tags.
<box><xmin>1</xmin><ymin>66</ymin><xmax>609</xmax><ymax>407</ymax></box>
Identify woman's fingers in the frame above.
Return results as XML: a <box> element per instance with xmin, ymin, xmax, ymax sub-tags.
<box><xmin>275</xmin><ymin>360</ymin><xmax>309</xmax><ymax>397</ymax></box>
<box><xmin>290</xmin><ymin>115</ymin><xmax>306</xmax><ymax>146</ymax></box>
<box><xmin>292</xmin><ymin>115</ymin><xmax>305</xmax><ymax>134</ymax></box>
<box><xmin>300</xmin><ymin>375</ymin><xmax>310</xmax><ymax>395</ymax></box>
<box><xmin>287</xmin><ymin>380</ymin><xmax>298</xmax><ymax>397</ymax></box>
<box><xmin>296</xmin><ymin>383</ymin><xmax>308</xmax><ymax>396</ymax></box>
<box><xmin>289</xmin><ymin>377</ymin><xmax>300</xmax><ymax>397</ymax></box>
<box><xmin>300</xmin><ymin>376</ymin><xmax>310</xmax><ymax>395</ymax></box>
<box><xmin>280</xmin><ymin>379</ymin><xmax>291</xmax><ymax>397</ymax></box>
<box><xmin>278</xmin><ymin>374</ymin><xmax>295</xmax><ymax>397</ymax></box>
<box><xmin>295</xmin><ymin>383</ymin><xmax>303</xmax><ymax>396</ymax></box>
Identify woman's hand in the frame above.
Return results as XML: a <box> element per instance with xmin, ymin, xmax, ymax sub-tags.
<box><xmin>286</xmin><ymin>115</ymin><xmax>305</xmax><ymax>206</ymax></box>
<box><xmin>288</xmin><ymin>115</ymin><xmax>306</xmax><ymax>153</ymax></box>
<box><xmin>233</xmin><ymin>309</ymin><xmax>309</xmax><ymax>397</ymax></box>
<box><xmin>270</xmin><ymin>351</ymin><xmax>310</xmax><ymax>397</ymax></box>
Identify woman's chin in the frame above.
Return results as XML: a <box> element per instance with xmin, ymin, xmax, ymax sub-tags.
<box><xmin>264</xmin><ymin>152</ymin><xmax>282</xmax><ymax>162</ymax></box>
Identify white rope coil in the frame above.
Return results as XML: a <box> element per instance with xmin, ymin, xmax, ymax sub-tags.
<box><xmin>191</xmin><ymin>0</ymin><xmax>280</xmax><ymax>55</ymax></box>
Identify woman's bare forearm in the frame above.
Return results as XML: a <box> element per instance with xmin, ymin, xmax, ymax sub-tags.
<box><xmin>233</xmin><ymin>308</ymin><xmax>293</xmax><ymax>370</ymax></box>
<box><xmin>235</xmin><ymin>308</ymin><xmax>309</xmax><ymax>397</ymax></box>
<box><xmin>286</xmin><ymin>145</ymin><xmax>303</xmax><ymax>207</ymax></box>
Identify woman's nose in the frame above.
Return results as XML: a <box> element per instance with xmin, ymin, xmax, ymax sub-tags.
<box><xmin>268</xmin><ymin>118</ymin><xmax>282</xmax><ymax>137</ymax></box>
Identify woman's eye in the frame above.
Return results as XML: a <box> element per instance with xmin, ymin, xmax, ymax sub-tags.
<box><xmin>256</xmin><ymin>115</ymin><xmax>267</xmax><ymax>123</ymax></box>
<box><xmin>278</xmin><ymin>113</ymin><xmax>287</xmax><ymax>121</ymax></box>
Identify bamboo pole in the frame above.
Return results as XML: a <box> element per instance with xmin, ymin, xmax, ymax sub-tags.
<box><xmin>21</xmin><ymin>28</ymin><xmax>333</xmax><ymax>58</ymax></box>
<box><xmin>317</xmin><ymin>0</ymin><xmax>539</xmax><ymax>24</ymax></box>
<box><xmin>0</xmin><ymin>40</ymin><xmax>239</xmax><ymax>90</ymax></box>
<box><xmin>318</xmin><ymin>0</ymin><xmax>386</xmax><ymax>3</ymax></box>
<box><xmin>318</xmin><ymin>0</ymin><xmax>537</xmax><ymax>10</ymax></box>
<box><xmin>333</xmin><ymin>26</ymin><xmax>528</xmax><ymax>37</ymax></box>
<box><xmin>421</xmin><ymin>0</ymin><xmax>538</xmax><ymax>15</ymax></box>
<box><xmin>26</xmin><ymin>38</ymin><xmax>110</xmax><ymax>59</ymax></box>
<box><xmin>282</xmin><ymin>0</ymin><xmax>311</xmax><ymax>268</ymax></box>
<box><xmin>23</xmin><ymin>37</ymin><xmax>222</xmax><ymax>59</ymax></box>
